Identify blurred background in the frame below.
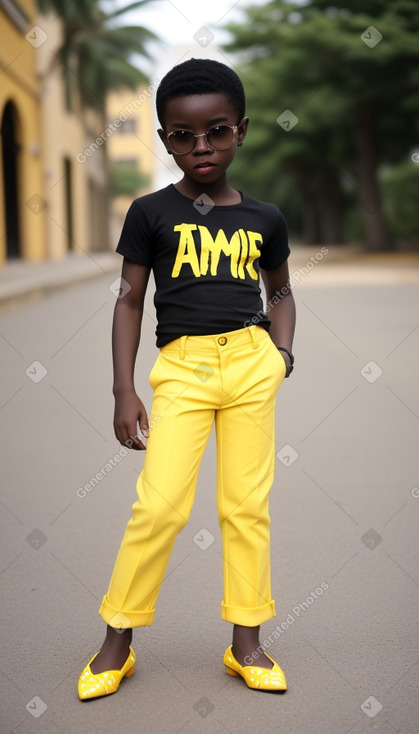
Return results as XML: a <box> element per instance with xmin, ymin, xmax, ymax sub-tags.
<box><xmin>1</xmin><ymin>0</ymin><xmax>418</xmax><ymax>267</ymax></box>
<box><xmin>1</xmin><ymin>8</ymin><xmax>419</xmax><ymax>731</ymax></box>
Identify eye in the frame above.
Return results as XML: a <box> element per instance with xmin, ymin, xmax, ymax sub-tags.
<box><xmin>209</xmin><ymin>125</ymin><xmax>229</xmax><ymax>138</ymax></box>
<box><xmin>171</xmin><ymin>130</ymin><xmax>193</xmax><ymax>139</ymax></box>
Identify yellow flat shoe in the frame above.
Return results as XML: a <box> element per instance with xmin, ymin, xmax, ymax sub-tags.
<box><xmin>223</xmin><ymin>645</ymin><xmax>287</xmax><ymax>691</ymax></box>
<box><xmin>78</xmin><ymin>646</ymin><xmax>136</xmax><ymax>700</ymax></box>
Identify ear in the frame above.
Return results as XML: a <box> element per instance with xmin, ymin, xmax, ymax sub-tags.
<box><xmin>157</xmin><ymin>128</ymin><xmax>172</xmax><ymax>155</ymax></box>
<box><xmin>237</xmin><ymin>117</ymin><xmax>249</xmax><ymax>147</ymax></box>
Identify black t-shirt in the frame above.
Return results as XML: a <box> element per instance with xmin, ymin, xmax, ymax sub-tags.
<box><xmin>116</xmin><ymin>184</ymin><xmax>290</xmax><ymax>347</ymax></box>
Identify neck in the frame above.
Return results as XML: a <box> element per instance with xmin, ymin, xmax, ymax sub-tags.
<box><xmin>174</xmin><ymin>175</ymin><xmax>241</xmax><ymax>205</ymax></box>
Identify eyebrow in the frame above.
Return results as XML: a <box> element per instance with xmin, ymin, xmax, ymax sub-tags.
<box><xmin>169</xmin><ymin>115</ymin><xmax>229</xmax><ymax>129</ymax></box>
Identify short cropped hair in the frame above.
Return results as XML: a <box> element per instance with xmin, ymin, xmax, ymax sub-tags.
<box><xmin>156</xmin><ymin>58</ymin><xmax>246</xmax><ymax>129</ymax></box>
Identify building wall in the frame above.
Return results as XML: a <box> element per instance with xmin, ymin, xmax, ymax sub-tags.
<box><xmin>0</xmin><ymin>0</ymin><xmax>46</xmax><ymax>263</ymax></box>
<box><xmin>35</xmin><ymin>14</ymin><xmax>109</xmax><ymax>259</ymax></box>
<box><xmin>106</xmin><ymin>84</ymin><xmax>156</xmax><ymax>243</ymax></box>
<box><xmin>0</xmin><ymin>3</ymin><xmax>110</xmax><ymax>265</ymax></box>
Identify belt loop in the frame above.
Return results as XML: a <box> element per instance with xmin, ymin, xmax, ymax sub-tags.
<box><xmin>179</xmin><ymin>335</ymin><xmax>187</xmax><ymax>360</ymax></box>
<box><xmin>248</xmin><ymin>324</ymin><xmax>258</xmax><ymax>349</ymax></box>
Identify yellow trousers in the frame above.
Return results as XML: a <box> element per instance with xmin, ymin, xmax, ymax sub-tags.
<box><xmin>99</xmin><ymin>325</ymin><xmax>286</xmax><ymax>628</ymax></box>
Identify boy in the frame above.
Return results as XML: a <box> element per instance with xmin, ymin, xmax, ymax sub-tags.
<box><xmin>78</xmin><ymin>58</ymin><xmax>296</xmax><ymax>699</ymax></box>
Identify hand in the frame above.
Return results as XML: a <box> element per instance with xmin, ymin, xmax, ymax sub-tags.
<box><xmin>113</xmin><ymin>389</ymin><xmax>149</xmax><ymax>450</ymax></box>
<box><xmin>281</xmin><ymin>353</ymin><xmax>292</xmax><ymax>378</ymax></box>
<box><xmin>276</xmin><ymin>347</ymin><xmax>294</xmax><ymax>377</ymax></box>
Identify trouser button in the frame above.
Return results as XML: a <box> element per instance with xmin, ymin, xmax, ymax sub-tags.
<box><xmin>217</xmin><ymin>336</ymin><xmax>228</xmax><ymax>346</ymax></box>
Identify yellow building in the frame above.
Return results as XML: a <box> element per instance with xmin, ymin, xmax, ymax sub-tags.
<box><xmin>106</xmin><ymin>83</ymin><xmax>157</xmax><ymax>242</ymax></box>
<box><xmin>0</xmin><ymin>2</ymin><xmax>109</xmax><ymax>265</ymax></box>
<box><xmin>0</xmin><ymin>0</ymin><xmax>46</xmax><ymax>264</ymax></box>
<box><xmin>35</xmin><ymin>14</ymin><xmax>109</xmax><ymax>259</ymax></box>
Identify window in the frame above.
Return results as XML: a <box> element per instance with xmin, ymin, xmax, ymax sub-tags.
<box><xmin>118</xmin><ymin>119</ymin><xmax>136</xmax><ymax>134</ymax></box>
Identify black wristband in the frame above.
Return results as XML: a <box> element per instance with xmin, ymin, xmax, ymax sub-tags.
<box><xmin>277</xmin><ymin>347</ymin><xmax>294</xmax><ymax>377</ymax></box>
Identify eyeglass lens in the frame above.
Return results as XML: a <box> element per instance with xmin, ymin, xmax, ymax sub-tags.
<box><xmin>169</xmin><ymin>125</ymin><xmax>235</xmax><ymax>154</ymax></box>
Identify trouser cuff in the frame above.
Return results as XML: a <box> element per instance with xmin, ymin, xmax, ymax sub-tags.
<box><xmin>221</xmin><ymin>599</ymin><xmax>276</xmax><ymax>626</ymax></box>
<box><xmin>99</xmin><ymin>595</ymin><xmax>155</xmax><ymax>628</ymax></box>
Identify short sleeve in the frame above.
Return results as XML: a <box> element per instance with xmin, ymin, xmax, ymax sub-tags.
<box><xmin>115</xmin><ymin>199</ymin><xmax>153</xmax><ymax>266</ymax></box>
<box><xmin>259</xmin><ymin>208</ymin><xmax>290</xmax><ymax>271</ymax></box>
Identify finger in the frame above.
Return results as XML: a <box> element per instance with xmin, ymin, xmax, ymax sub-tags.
<box><xmin>125</xmin><ymin>428</ymin><xmax>143</xmax><ymax>450</ymax></box>
<box><xmin>139</xmin><ymin>423</ymin><xmax>149</xmax><ymax>439</ymax></box>
<box><xmin>124</xmin><ymin>431</ymin><xmax>148</xmax><ymax>450</ymax></box>
<box><xmin>138</xmin><ymin>408</ymin><xmax>150</xmax><ymax>439</ymax></box>
<box><xmin>116</xmin><ymin>424</ymin><xmax>141</xmax><ymax>451</ymax></box>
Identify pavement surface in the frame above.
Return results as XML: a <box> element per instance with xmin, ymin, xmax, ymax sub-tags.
<box><xmin>1</xmin><ymin>246</ymin><xmax>419</xmax><ymax>733</ymax></box>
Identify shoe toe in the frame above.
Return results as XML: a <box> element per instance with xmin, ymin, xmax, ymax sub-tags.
<box><xmin>77</xmin><ymin>648</ymin><xmax>135</xmax><ymax>701</ymax></box>
<box><xmin>78</xmin><ymin>675</ymin><xmax>107</xmax><ymax>699</ymax></box>
<box><xmin>243</xmin><ymin>664</ymin><xmax>287</xmax><ymax>690</ymax></box>
<box><xmin>78</xmin><ymin>665</ymin><xmax>113</xmax><ymax>700</ymax></box>
<box><xmin>223</xmin><ymin>645</ymin><xmax>287</xmax><ymax>691</ymax></box>
<box><xmin>260</xmin><ymin>668</ymin><xmax>287</xmax><ymax>689</ymax></box>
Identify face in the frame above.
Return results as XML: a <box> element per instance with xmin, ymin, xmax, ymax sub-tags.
<box><xmin>158</xmin><ymin>93</ymin><xmax>248</xmax><ymax>186</ymax></box>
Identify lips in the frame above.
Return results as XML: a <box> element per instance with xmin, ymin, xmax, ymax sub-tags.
<box><xmin>194</xmin><ymin>161</ymin><xmax>216</xmax><ymax>169</ymax></box>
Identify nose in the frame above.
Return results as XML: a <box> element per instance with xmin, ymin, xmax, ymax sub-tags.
<box><xmin>193</xmin><ymin>133</ymin><xmax>211</xmax><ymax>154</ymax></box>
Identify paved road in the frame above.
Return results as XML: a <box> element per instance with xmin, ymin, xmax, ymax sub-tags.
<box><xmin>1</xmin><ymin>253</ymin><xmax>418</xmax><ymax>733</ymax></box>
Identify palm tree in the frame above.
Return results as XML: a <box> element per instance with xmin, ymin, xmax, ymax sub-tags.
<box><xmin>36</xmin><ymin>0</ymin><xmax>158</xmax><ymax>110</ymax></box>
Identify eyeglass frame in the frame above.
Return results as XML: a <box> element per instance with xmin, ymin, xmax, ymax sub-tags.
<box><xmin>165</xmin><ymin>118</ymin><xmax>248</xmax><ymax>156</ymax></box>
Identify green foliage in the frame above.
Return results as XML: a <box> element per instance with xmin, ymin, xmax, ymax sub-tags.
<box><xmin>36</xmin><ymin>0</ymin><xmax>159</xmax><ymax>110</ymax></box>
<box><xmin>381</xmin><ymin>161</ymin><xmax>419</xmax><ymax>243</ymax></box>
<box><xmin>223</xmin><ymin>0</ymin><xmax>419</xmax><ymax>248</ymax></box>
<box><xmin>109</xmin><ymin>161</ymin><xmax>150</xmax><ymax>197</ymax></box>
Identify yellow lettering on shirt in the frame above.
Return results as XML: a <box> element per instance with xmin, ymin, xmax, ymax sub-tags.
<box><xmin>198</xmin><ymin>226</ymin><xmax>242</xmax><ymax>277</ymax></box>
<box><xmin>171</xmin><ymin>224</ymin><xmax>200</xmax><ymax>277</ymax></box>
<box><xmin>237</xmin><ymin>229</ymin><xmax>248</xmax><ymax>279</ymax></box>
<box><xmin>172</xmin><ymin>225</ymin><xmax>262</xmax><ymax>280</ymax></box>
<box><xmin>246</xmin><ymin>232</ymin><xmax>263</xmax><ymax>279</ymax></box>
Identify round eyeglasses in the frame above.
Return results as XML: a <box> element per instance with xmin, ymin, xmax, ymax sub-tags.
<box><xmin>166</xmin><ymin>122</ymin><xmax>244</xmax><ymax>156</ymax></box>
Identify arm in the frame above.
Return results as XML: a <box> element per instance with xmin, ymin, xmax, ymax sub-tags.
<box><xmin>112</xmin><ymin>258</ymin><xmax>151</xmax><ymax>450</ymax></box>
<box><xmin>260</xmin><ymin>260</ymin><xmax>296</xmax><ymax>371</ymax></box>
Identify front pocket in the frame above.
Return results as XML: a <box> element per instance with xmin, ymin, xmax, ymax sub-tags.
<box><xmin>275</xmin><ymin>347</ymin><xmax>287</xmax><ymax>371</ymax></box>
<box><xmin>266</xmin><ymin>336</ymin><xmax>286</xmax><ymax>369</ymax></box>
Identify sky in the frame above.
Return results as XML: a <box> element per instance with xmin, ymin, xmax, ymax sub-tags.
<box><xmin>133</xmin><ymin>0</ymin><xmax>246</xmax><ymax>43</ymax></box>
<box><xmin>110</xmin><ymin>0</ymin><xmax>269</xmax><ymax>46</ymax></box>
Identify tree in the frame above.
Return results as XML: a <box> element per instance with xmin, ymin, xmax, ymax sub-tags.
<box><xmin>36</xmin><ymin>0</ymin><xmax>158</xmax><ymax>110</ymax></box>
<box><xmin>224</xmin><ymin>0</ymin><xmax>419</xmax><ymax>250</ymax></box>
<box><xmin>109</xmin><ymin>161</ymin><xmax>150</xmax><ymax>196</ymax></box>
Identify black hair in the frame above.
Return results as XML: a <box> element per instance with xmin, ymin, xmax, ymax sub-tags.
<box><xmin>156</xmin><ymin>58</ymin><xmax>246</xmax><ymax>129</ymax></box>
